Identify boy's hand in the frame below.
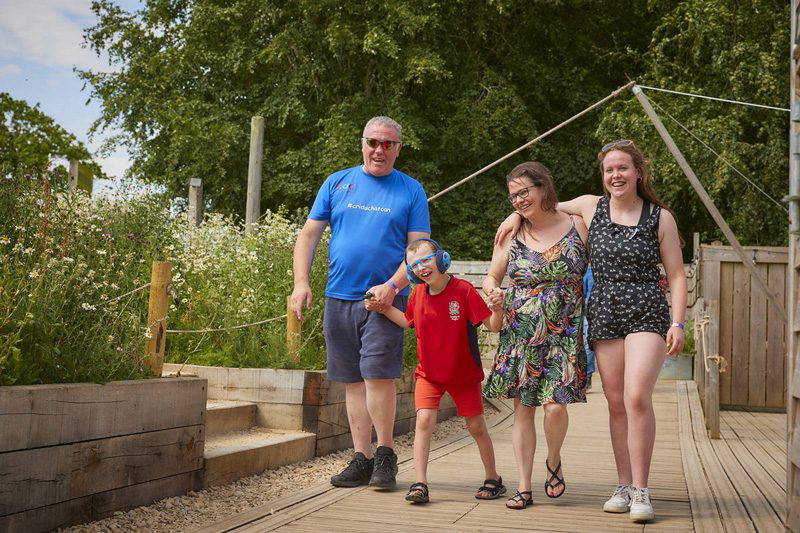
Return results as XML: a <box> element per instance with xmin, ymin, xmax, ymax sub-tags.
<box><xmin>487</xmin><ymin>287</ymin><xmax>504</xmax><ymax>311</ymax></box>
<box><xmin>364</xmin><ymin>297</ymin><xmax>383</xmax><ymax>312</ymax></box>
<box><xmin>367</xmin><ymin>283</ymin><xmax>395</xmax><ymax>312</ymax></box>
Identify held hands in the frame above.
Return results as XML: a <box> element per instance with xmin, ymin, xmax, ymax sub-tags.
<box><xmin>364</xmin><ymin>293</ymin><xmax>384</xmax><ymax>313</ymax></box>
<box><xmin>366</xmin><ymin>282</ymin><xmax>396</xmax><ymax>313</ymax></box>
<box><xmin>666</xmin><ymin>326</ymin><xmax>685</xmax><ymax>356</ymax></box>
<box><xmin>486</xmin><ymin>287</ymin><xmax>504</xmax><ymax>311</ymax></box>
<box><xmin>290</xmin><ymin>282</ymin><xmax>312</xmax><ymax>321</ymax></box>
<box><xmin>494</xmin><ymin>212</ymin><xmax>522</xmax><ymax>245</ymax></box>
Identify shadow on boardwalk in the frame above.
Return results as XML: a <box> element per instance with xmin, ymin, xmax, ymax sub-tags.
<box><xmin>195</xmin><ymin>380</ymin><xmax>786</xmax><ymax>532</ymax></box>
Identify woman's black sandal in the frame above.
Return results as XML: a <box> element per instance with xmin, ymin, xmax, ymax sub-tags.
<box><xmin>405</xmin><ymin>482</ymin><xmax>430</xmax><ymax>503</ymax></box>
<box><xmin>475</xmin><ymin>477</ymin><xmax>507</xmax><ymax>500</ymax></box>
<box><xmin>545</xmin><ymin>460</ymin><xmax>566</xmax><ymax>498</ymax></box>
<box><xmin>505</xmin><ymin>490</ymin><xmax>533</xmax><ymax>509</ymax></box>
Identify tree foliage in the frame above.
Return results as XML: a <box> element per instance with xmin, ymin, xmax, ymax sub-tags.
<box><xmin>0</xmin><ymin>92</ymin><xmax>102</xmax><ymax>186</ymax></box>
<box><xmin>81</xmin><ymin>0</ymin><xmax>789</xmax><ymax>258</ymax></box>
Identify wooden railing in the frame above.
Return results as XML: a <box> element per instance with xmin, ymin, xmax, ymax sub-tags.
<box><xmin>693</xmin><ymin>297</ymin><xmax>722</xmax><ymax>439</ymax></box>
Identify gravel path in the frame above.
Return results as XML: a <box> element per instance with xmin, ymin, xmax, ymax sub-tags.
<box><xmin>62</xmin><ymin>414</ymin><xmax>480</xmax><ymax>532</ymax></box>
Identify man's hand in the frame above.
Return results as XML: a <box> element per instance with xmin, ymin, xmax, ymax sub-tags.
<box><xmin>367</xmin><ymin>282</ymin><xmax>396</xmax><ymax>312</ymax></box>
<box><xmin>290</xmin><ymin>282</ymin><xmax>313</xmax><ymax>321</ymax></box>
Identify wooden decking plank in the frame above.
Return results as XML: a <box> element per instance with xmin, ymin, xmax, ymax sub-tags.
<box><xmin>684</xmin><ymin>382</ymin><xmax>756</xmax><ymax>532</ymax></box>
<box><xmin>726</xmin><ymin>410</ymin><xmax>787</xmax><ymax>454</ymax></box>
<box><xmin>193</xmin><ymin>379</ymin><xmax>786</xmax><ymax>533</ymax></box>
<box><xmin>675</xmin><ymin>382</ymin><xmax>724</xmax><ymax>533</ymax></box>
<box><xmin>720</xmin><ymin>416</ymin><xmax>786</xmax><ymax>488</ymax></box>
<box><xmin>716</xmin><ymin>432</ymin><xmax>785</xmax><ymax>518</ymax></box>
<box><xmin>708</xmin><ymin>436</ymin><xmax>784</xmax><ymax>531</ymax></box>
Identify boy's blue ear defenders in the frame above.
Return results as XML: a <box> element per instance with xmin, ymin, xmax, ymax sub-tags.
<box><xmin>405</xmin><ymin>238</ymin><xmax>451</xmax><ymax>285</ymax></box>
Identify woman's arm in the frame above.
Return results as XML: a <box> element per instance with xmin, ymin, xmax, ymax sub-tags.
<box><xmin>483</xmin><ymin>237</ymin><xmax>511</xmax><ymax>311</ymax></box>
<box><xmin>493</xmin><ymin>194</ymin><xmax>601</xmax><ymax>245</ymax></box>
<box><xmin>658</xmin><ymin>209</ymin><xmax>687</xmax><ymax>356</ymax></box>
<box><xmin>559</xmin><ymin>195</ymin><xmax>601</xmax><ymax>222</ymax></box>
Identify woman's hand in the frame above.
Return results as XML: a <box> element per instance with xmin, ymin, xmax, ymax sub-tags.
<box><xmin>494</xmin><ymin>213</ymin><xmax>521</xmax><ymax>245</ymax></box>
<box><xmin>666</xmin><ymin>326</ymin><xmax>685</xmax><ymax>356</ymax></box>
<box><xmin>487</xmin><ymin>287</ymin><xmax>504</xmax><ymax>311</ymax></box>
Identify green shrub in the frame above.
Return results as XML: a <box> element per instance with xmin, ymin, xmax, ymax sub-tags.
<box><xmin>0</xmin><ymin>175</ymin><xmax>175</xmax><ymax>385</ymax></box>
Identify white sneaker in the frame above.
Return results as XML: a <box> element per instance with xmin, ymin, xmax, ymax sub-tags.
<box><xmin>629</xmin><ymin>486</ymin><xmax>655</xmax><ymax>522</ymax></box>
<box><xmin>603</xmin><ymin>484</ymin><xmax>631</xmax><ymax>513</ymax></box>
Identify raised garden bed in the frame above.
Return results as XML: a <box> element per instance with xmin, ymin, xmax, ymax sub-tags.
<box><xmin>0</xmin><ymin>377</ymin><xmax>206</xmax><ymax>533</ymax></box>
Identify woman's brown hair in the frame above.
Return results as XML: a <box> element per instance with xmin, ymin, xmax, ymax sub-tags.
<box><xmin>506</xmin><ymin>161</ymin><xmax>558</xmax><ymax>212</ymax></box>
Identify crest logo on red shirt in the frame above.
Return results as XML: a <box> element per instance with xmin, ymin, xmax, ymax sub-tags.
<box><xmin>448</xmin><ymin>301</ymin><xmax>460</xmax><ymax>321</ymax></box>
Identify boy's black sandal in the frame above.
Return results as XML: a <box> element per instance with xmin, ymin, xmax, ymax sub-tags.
<box><xmin>505</xmin><ymin>490</ymin><xmax>533</xmax><ymax>509</ymax></box>
<box><xmin>405</xmin><ymin>482</ymin><xmax>430</xmax><ymax>503</ymax></box>
<box><xmin>544</xmin><ymin>460</ymin><xmax>566</xmax><ymax>498</ymax></box>
<box><xmin>475</xmin><ymin>477</ymin><xmax>507</xmax><ymax>500</ymax></box>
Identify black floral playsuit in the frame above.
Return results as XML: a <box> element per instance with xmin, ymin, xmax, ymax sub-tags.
<box><xmin>587</xmin><ymin>196</ymin><xmax>670</xmax><ymax>344</ymax></box>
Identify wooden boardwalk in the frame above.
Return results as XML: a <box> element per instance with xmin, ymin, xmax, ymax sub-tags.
<box><xmin>195</xmin><ymin>381</ymin><xmax>786</xmax><ymax>532</ymax></box>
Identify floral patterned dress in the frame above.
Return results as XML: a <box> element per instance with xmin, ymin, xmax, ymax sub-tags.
<box><xmin>483</xmin><ymin>222</ymin><xmax>588</xmax><ymax>406</ymax></box>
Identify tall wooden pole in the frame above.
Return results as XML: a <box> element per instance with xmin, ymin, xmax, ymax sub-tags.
<box><xmin>68</xmin><ymin>160</ymin><xmax>79</xmax><ymax>191</ymax></box>
<box><xmin>286</xmin><ymin>295</ymin><xmax>301</xmax><ymax>362</ymax></box>
<box><xmin>144</xmin><ymin>261</ymin><xmax>172</xmax><ymax>376</ymax></box>
<box><xmin>188</xmin><ymin>178</ymin><xmax>203</xmax><ymax>227</ymax></box>
<box><xmin>787</xmin><ymin>3</ymin><xmax>800</xmax><ymax>528</ymax></box>
<box><xmin>632</xmin><ymin>85</ymin><xmax>787</xmax><ymax>322</ymax></box>
<box><xmin>245</xmin><ymin>116</ymin><xmax>265</xmax><ymax>235</ymax></box>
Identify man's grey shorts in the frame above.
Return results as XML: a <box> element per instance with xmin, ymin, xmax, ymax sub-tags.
<box><xmin>323</xmin><ymin>295</ymin><xmax>408</xmax><ymax>383</ymax></box>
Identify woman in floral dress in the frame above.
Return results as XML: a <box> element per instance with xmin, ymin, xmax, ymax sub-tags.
<box><xmin>483</xmin><ymin>161</ymin><xmax>588</xmax><ymax>510</ymax></box>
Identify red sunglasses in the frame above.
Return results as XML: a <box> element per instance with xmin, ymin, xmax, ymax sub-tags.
<box><xmin>363</xmin><ymin>137</ymin><xmax>401</xmax><ymax>150</ymax></box>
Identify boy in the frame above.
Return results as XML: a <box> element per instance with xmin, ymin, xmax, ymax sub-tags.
<box><xmin>365</xmin><ymin>238</ymin><xmax>505</xmax><ymax>503</ymax></box>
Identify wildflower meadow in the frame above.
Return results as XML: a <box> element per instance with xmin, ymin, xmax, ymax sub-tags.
<box><xmin>0</xmin><ymin>174</ymin><xmax>337</xmax><ymax>385</ymax></box>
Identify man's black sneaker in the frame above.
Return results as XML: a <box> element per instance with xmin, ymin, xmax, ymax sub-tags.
<box><xmin>369</xmin><ymin>446</ymin><xmax>398</xmax><ymax>488</ymax></box>
<box><xmin>331</xmin><ymin>452</ymin><xmax>374</xmax><ymax>487</ymax></box>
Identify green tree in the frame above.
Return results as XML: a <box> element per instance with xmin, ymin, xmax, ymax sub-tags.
<box><xmin>0</xmin><ymin>92</ymin><xmax>102</xmax><ymax>186</ymax></box>
<box><xmin>80</xmin><ymin>0</ymin><xmax>661</xmax><ymax>258</ymax></box>
<box><xmin>596</xmin><ymin>0</ymin><xmax>790</xmax><ymax>248</ymax></box>
<box><xmin>81</xmin><ymin>0</ymin><xmax>789</xmax><ymax>258</ymax></box>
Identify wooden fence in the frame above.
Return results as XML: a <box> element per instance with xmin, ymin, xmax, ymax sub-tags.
<box><xmin>696</xmin><ymin>243</ymin><xmax>788</xmax><ymax>410</ymax></box>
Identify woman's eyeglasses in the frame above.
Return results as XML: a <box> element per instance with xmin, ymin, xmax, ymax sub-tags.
<box><xmin>600</xmin><ymin>139</ymin><xmax>634</xmax><ymax>153</ymax></box>
<box><xmin>363</xmin><ymin>137</ymin><xmax>401</xmax><ymax>150</ymax></box>
<box><xmin>408</xmin><ymin>253</ymin><xmax>436</xmax><ymax>271</ymax></box>
<box><xmin>508</xmin><ymin>184</ymin><xmax>540</xmax><ymax>204</ymax></box>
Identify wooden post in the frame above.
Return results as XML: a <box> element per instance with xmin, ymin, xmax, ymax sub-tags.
<box><xmin>286</xmin><ymin>295</ymin><xmax>301</xmax><ymax>362</ymax></box>
<box><xmin>693</xmin><ymin>298</ymin><xmax>706</xmax><ymax>405</ymax></box>
<box><xmin>245</xmin><ymin>116</ymin><xmax>265</xmax><ymax>235</ymax></box>
<box><xmin>705</xmin><ymin>298</ymin><xmax>720</xmax><ymax>439</ymax></box>
<box><xmin>144</xmin><ymin>261</ymin><xmax>172</xmax><ymax>376</ymax></box>
<box><xmin>188</xmin><ymin>178</ymin><xmax>203</xmax><ymax>227</ymax></box>
<box><xmin>632</xmin><ymin>85</ymin><xmax>787</xmax><ymax>322</ymax></box>
<box><xmin>68</xmin><ymin>160</ymin><xmax>79</xmax><ymax>191</ymax></box>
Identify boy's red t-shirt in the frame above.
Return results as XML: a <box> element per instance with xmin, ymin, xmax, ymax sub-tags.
<box><xmin>405</xmin><ymin>276</ymin><xmax>492</xmax><ymax>387</ymax></box>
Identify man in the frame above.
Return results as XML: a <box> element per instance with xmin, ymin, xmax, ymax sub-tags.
<box><xmin>290</xmin><ymin>116</ymin><xmax>430</xmax><ymax>488</ymax></box>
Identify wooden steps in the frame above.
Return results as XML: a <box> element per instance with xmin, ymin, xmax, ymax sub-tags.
<box><xmin>202</xmin><ymin>400</ymin><xmax>315</xmax><ymax>488</ymax></box>
<box><xmin>206</xmin><ymin>400</ymin><xmax>257</xmax><ymax>436</ymax></box>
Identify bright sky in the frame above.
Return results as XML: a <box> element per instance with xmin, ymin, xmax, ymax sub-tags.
<box><xmin>0</xmin><ymin>0</ymin><xmax>143</xmax><ymax>195</ymax></box>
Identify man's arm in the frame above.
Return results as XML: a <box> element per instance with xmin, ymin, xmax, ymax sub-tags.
<box><xmin>290</xmin><ymin>218</ymin><xmax>328</xmax><ymax>320</ymax></box>
<box><xmin>368</xmin><ymin>230</ymin><xmax>430</xmax><ymax>311</ymax></box>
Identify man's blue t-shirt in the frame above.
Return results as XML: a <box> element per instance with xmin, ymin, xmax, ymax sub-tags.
<box><xmin>309</xmin><ymin>166</ymin><xmax>430</xmax><ymax>300</ymax></box>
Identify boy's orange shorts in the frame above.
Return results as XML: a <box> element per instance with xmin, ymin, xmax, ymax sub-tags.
<box><xmin>414</xmin><ymin>376</ymin><xmax>484</xmax><ymax>417</ymax></box>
